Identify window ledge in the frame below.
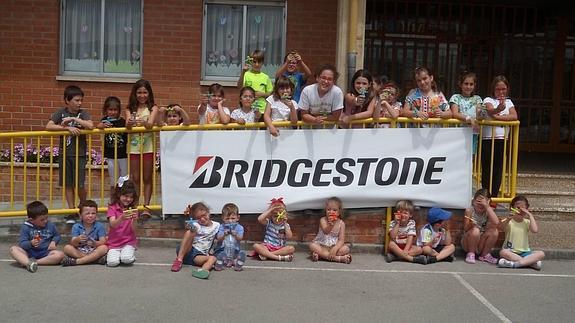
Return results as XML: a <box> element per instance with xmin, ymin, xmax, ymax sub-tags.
<box><xmin>56</xmin><ymin>75</ymin><xmax>140</xmax><ymax>84</ymax></box>
<box><xmin>199</xmin><ymin>80</ymin><xmax>239</xmax><ymax>87</ymax></box>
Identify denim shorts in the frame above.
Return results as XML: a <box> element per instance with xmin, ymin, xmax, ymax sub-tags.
<box><xmin>175</xmin><ymin>245</ymin><xmax>205</xmax><ymax>265</ymax></box>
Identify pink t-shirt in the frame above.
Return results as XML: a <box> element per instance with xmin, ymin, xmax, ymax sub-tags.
<box><xmin>106</xmin><ymin>203</ymin><xmax>137</xmax><ymax>248</ymax></box>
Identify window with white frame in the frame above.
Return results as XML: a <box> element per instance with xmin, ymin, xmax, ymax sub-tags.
<box><xmin>60</xmin><ymin>0</ymin><xmax>142</xmax><ymax>77</ymax></box>
<box><xmin>202</xmin><ymin>0</ymin><xmax>286</xmax><ymax>81</ymax></box>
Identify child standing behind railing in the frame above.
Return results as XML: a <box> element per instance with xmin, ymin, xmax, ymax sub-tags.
<box><xmin>96</xmin><ymin>96</ymin><xmax>128</xmax><ymax>197</ymax></box>
<box><xmin>46</xmin><ymin>85</ymin><xmax>94</xmax><ymax>224</ymax></box>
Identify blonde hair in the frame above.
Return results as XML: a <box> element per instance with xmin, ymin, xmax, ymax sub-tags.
<box><xmin>395</xmin><ymin>200</ymin><xmax>415</xmax><ymax>214</ymax></box>
<box><xmin>221</xmin><ymin>203</ymin><xmax>239</xmax><ymax>217</ymax></box>
<box><xmin>325</xmin><ymin>196</ymin><xmax>344</xmax><ymax>216</ymax></box>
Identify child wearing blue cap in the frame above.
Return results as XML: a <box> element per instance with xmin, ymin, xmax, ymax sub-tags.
<box><xmin>416</xmin><ymin>207</ymin><xmax>455</xmax><ymax>263</ymax></box>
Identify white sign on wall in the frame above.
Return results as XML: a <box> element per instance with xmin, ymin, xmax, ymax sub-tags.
<box><xmin>160</xmin><ymin>128</ymin><xmax>472</xmax><ymax>214</ymax></box>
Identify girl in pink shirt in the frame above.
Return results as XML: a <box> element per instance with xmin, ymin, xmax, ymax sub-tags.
<box><xmin>106</xmin><ymin>177</ymin><xmax>140</xmax><ymax>267</ymax></box>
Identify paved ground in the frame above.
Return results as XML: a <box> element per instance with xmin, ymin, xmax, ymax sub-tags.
<box><xmin>1</xmin><ymin>242</ymin><xmax>574</xmax><ymax>323</ymax></box>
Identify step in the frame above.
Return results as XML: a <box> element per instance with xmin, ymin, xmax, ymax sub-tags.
<box><xmin>517</xmin><ymin>173</ymin><xmax>575</xmax><ymax>191</ymax></box>
<box><xmin>516</xmin><ymin>189</ymin><xmax>575</xmax><ymax>207</ymax></box>
<box><xmin>529</xmin><ymin>205</ymin><xmax>575</xmax><ymax>221</ymax></box>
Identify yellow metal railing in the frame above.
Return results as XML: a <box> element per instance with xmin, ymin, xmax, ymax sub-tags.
<box><xmin>0</xmin><ymin>118</ymin><xmax>519</xmax><ymax>222</ymax></box>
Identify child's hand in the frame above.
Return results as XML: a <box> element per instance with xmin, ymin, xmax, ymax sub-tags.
<box><xmin>61</xmin><ymin>117</ymin><xmax>77</xmax><ymax>126</ymax></box>
<box><xmin>79</xmin><ymin>234</ymin><xmax>88</xmax><ymax>244</ymax></box>
<box><xmin>328</xmin><ymin>247</ymin><xmax>338</xmax><ymax>260</ymax></box>
<box><xmin>416</xmin><ymin>111</ymin><xmax>429</xmax><ymax>120</ymax></box>
<box><xmin>48</xmin><ymin>241</ymin><xmax>57</xmax><ymax>251</ymax></box>
<box><xmin>200</xmin><ymin>94</ymin><xmax>209</xmax><ymax>107</ymax></box>
<box><xmin>65</xmin><ymin>126</ymin><xmax>81</xmax><ymax>136</ymax></box>
<box><xmin>314</xmin><ymin>115</ymin><xmax>327</xmax><ymax>124</ymax></box>
<box><xmin>31</xmin><ymin>237</ymin><xmax>41</xmax><ymax>248</ymax></box>
<box><xmin>268</xmin><ymin>125</ymin><xmax>279</xmax><ymax>137</ymax></box>
<box><xmin>217</xmin><ymin>99</ymin><xmax>226</xmax><ymax>109</ymax></box>
<box><xmin>236</xmin><ymin>118</ymin><xmax>246</xmax><ymax>125</ymax></box>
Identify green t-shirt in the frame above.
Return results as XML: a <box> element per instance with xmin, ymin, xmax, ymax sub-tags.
<box><xmin>243</xmin><ymin>70</ymin><xmax>273</xmax><ymax>113</ymax></box>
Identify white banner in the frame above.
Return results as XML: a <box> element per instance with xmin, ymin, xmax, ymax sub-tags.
<box><xmin>160</xmin><ymin>128</ymin><xmax>472</xmax><ymax>214</ymax></box>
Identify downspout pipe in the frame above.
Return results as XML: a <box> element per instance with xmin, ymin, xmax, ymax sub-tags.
<box><xmin>347</xmin><ymin>0</ymin><xmax>358</xmax><ymax>87</ymax></box>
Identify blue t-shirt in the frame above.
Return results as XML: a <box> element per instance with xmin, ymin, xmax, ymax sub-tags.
<box><xmin>214</xmin><ymin>222</ymin><xmax>245</xmax><ymax>252</ymax></box>
<box><xmin>283</xmin><ymin>71</ymin><xmax>306</xmax><ymax>103</ymax></box>
<box><xmin>71</xmin><ymin>221</ymin><xmax>107</xmax><ymax>242</ymax></box>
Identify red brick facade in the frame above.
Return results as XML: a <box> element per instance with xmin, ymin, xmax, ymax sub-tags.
<box><xmin>0</xmin><ymin>0</ymin><xmax>338</xmax><ymax>130</ymax></box>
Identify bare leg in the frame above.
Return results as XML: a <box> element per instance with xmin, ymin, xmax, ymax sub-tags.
<box><xmin>462</xmin><ymin>227</ymin><xmax>480</xmax><ymax>254</ymax></box>
<box><xmin>175</xmin><ymin>231</ymin><xmax>193</xmax><ymax>261</ymax></box>
<box><xmin>194</xmin><ymin>254</ymin><xmax>217</xmax><ymax>271</ymax></box>
<box><xmin>253</xmin><ymin>243</ymin><xmax>294</xmax><ymax>261</ymax></box>
<box><xmin>516</xmin><ymin>251</ymin><xmax>545</xmax><ymax>267</ymax></box>
<box><xmin>142</xmin><ymin>159</ymin><xmax>154</xmax><ymax>206</ymax></box>
<box><xmin>76</xmin><ymin>245</ymin><xmax>108</xmax><ymax>265</ymax></box>
<box><xmin>37</xmin><ymin>250</ymin><xmax>65</xmax><ymax>265</ymax></box>
<box><xmin>436</xmin><ymin>244</ymin><xmax>456</xmax><ymax>261</ymax></box>
<box><xmin>388</xmin><ymin>241</ymin><xmax>415</xmax><ymax>262</ymax></box>
<box><xmin>9</xmin><ymin>246</ymin><xmax>31</xmax><ymax>267</ymax></box>
<box><xmin>65</xmin><ymin>187</ymin><xmax>76</xmax><ymax>209</ymax></box>
<box><xmin>478</xmin><ymin>227</ymin><xmax>499</xmax><ymax>257</ymax></box>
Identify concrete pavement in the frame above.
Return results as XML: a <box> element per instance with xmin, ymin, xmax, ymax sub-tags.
<box><xmin>1</xmin><ymin>242</ymin><xmax>574</xmax><ymax>323</ymax></box>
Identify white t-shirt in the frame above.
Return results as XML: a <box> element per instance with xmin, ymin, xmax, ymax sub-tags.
<box><xmin>190</xmin><ymin>221</ymin><xmax>221</xmax><ymax>255</ymax></box>
<box><xmin>298</xmin><ymin>84</ymin><xmax>344</xmax><ymax>116</ymax></box>
<box><xmin>482</xmin><ymin>97</ymin><xmax>514</xmax><ymax>139</ymax></box>
<box><xmin>266</xmin><ymin>95</ymin><xmax>298</xmax><ymax>121</ymax></box>
<box><xmin>230</xmin><ymin>107</ymin><xmax>256</xmax><ymax>123</ymax></box>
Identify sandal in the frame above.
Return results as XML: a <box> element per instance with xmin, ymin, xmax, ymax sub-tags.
<box><xmin>335</xmin><ymin>255</ymin><xmax>352</xmax><ymax>264</ymax></box>
<box><xmin>311</xmin><ymin>252</ymin><xmax>319</xmax><ymax>262</ymax></box>
<box><xmin>479</xmin><ymin>254</ymin><xmax>498</xmax><ymax>264</ymax></box>
<box><xmin>278</xmin><ymin>255</ymin><xmax>293</xmax><ymax>262</ymax></box>
<box><xmin>465</xmin><ymin>252</ymin><xmax>476</xmax><ymax>264</ymax></box>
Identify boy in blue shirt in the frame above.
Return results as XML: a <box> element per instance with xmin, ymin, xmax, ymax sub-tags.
<box><xmin>275</xmin><ymin>50</ymin><xmax>312</xmax><ymax>103</ymax></box>
<box><xmin>9</xmin><ymin>201</ymin><xmax>65</xmax><ymax>272</ymax></box>
<box><xmin>61</xmin><ymin>200</ymin><xmax>108</xmax><ymax>266</ymax></box>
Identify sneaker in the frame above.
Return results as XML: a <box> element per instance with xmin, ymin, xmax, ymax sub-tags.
<box><xmin>465</xmin><ymin>252</ymin><xmax>476</xmax><ymax>264</ymax></box>
<box><xmin>531</xmin><ymin>260</ymin><xmax>542</xmax><ymax>271</ymax></box>
<box><xmin>412</xmin><ymin>255</ymin><xmax>427</xmax><ymax>265</ymax></box>
<box><xmin>97</xmin><ymin>256</ymin><xmax>107</xmax><ymax>265</ymax></box>
<box><xmin>234</xmin><ymin>251</ymin><xmax>246</xmax><ymax>271</ymax></box>
<box><xmin>26</xmin><ymin>259</ymin><xmax>38</xmax><ymax>273</ymax></box>
<box><xmin>61</xmin><ymin>255</ymin><xmax>77</xmax><ymax>267</ymax></box>
<box><xmin>258</xmin><ymin>254</ymin><xmax>267</xmax><ymax>261</ymax></box>
<box><xmin>192</xmin><ymin>268</ymin><xmax>210</xmax><ymax>279</ymax></box>
<box><xmin>497</xmin><ymin>258</ymin><xmax>516</xmax><ymax>268</ymax></box>
<box><xmin>171</xmin><ymin>259</ymin><xmax>183</xmax><ymax>272</ymax></box>
<box><xmin>443</xmin><ymin>255</ymin><xmax>455</xmax><ymax>262</ymax></box>
<box><xmin>234</xmin><ymin>259</ymin><xmax>244</xmax><ymax>271</ymax></box>
<box><xmin>65</xmin><ymin>213</ymin><xmax>78</xmax><ymax>224</ymax></box>
<box><xmin>385</xmin><ymin>253</ymin><xmax>398</xmax><ymax>263</ymax></box>
<box><xmin>214</xmin><ymin>259</ymin><xmax>224</xmax><ymax>271</ymax></box>
<box><xmin>479</xmin><ymin>254</ymin><xmax>498</xmax><ymax>264</ymax></box>
<box><xmin>426</xmin><ymin>255</ymin><xmax>438</xmax><ymax>264</ymax></box>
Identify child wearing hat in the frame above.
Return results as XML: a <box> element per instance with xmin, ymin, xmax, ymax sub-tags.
<box><xmin>416</xmin><ymin>207</ymin><xmax>456</xmax><ymax>263</ymax></box>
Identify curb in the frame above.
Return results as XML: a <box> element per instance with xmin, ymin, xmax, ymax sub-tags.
<box><xmin>1</xmin><ymin>234</ymin><xmax>574</xmax><ymax>260</ymax></box>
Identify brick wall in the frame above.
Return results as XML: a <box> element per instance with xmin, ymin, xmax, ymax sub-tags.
<box><xmin>0</xmin><ymin>0</ymin><xmax>338</xmax><ymax>131</ymax></box>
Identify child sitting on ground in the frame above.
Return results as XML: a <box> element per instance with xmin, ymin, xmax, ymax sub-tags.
<box><xmin>9</xmin><ymin>201</ymin><xmax>65</xmax><ymax>272</ymax></box>
<box><xmin>417</xmin><ymin>207</ymin><xmax>456</xmax><ymax>264</ymax></box>
<box><xmin>61</xmin><ymin>199</ymin><xmax>108</xmax><ymax>266</ymax></box>
<box><xmin>497</xmin><ymin>195</ymin><xmax>545</xmax><ymax>270</ymax></box>
<box><xmin>309</xmin><ymin>197</ymin><xmax>352</xmax><ymax>264</ymax></box>
<box><xmin>106</xmin><ymin>177</ymin><xmax>141</xmax><ymax>267</ymax></box>
<box><xmin>461</xmin><ymin>188</ymin><xmax>499</xmax><ymax>264</ymax></box>
<box><xmin>252</xmin><ymin>198</ymin><xmax>295</xmax><ymax>261</ymax></box>
<box><xmin>171</xmin><ymin>202</ymin><xmax>221</xmax><ymax>279</ymax></box>
<box><xmin>386</xmin><ymin>200</ymin><xmax>427</xmax><ymax>264</ymax></box>
<box><xmin>214</xmin><ymin>203</ymin><xmax>246</xmax><ymax>271</ymax></box>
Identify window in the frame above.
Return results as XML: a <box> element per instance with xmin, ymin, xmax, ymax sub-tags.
<box><xmin>202</xmin><ymin>1</ymin><xmax>286</xmax><ymax>81</ymax></box>
<box><xmin>60</xmin><ymin>0</ymin><xmax>143</xmax><ymax>77</ymax></box>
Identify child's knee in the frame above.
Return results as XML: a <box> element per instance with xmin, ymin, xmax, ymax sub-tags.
<box><xmin>286</xmin><ymin>245</ymin><xmax>295</xmax><ymax>254</ymax></box>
